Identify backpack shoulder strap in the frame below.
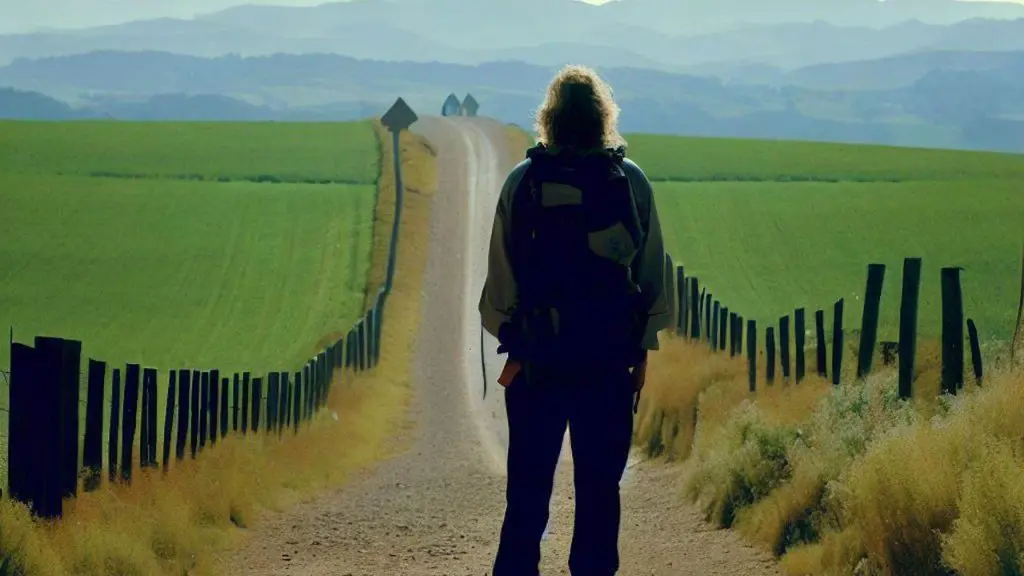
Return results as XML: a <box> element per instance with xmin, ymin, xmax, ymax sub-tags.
<box><xmin>601</xmin><ymin>146</ymin><xmax>645</xmax><ymax>249</ymax></box>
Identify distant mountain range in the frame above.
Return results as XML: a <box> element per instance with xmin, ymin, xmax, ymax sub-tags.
<box><xmin>2</xmin><ymin>0</ymin><xmax>1024</xmax><ymax>74</ymax></box>
<box><xmin>3</xmin><ymin>49</ymin><xmax>1022</xmax><ymax>154</ymax></box>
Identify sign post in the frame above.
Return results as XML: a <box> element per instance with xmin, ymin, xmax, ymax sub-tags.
<box><xmin>380</xmin><ymin>97</ymin><xmax>418</xmax><ymax>294</ymax></box>
<box><xmin>461</xmin><ymin>94</ymin><xmax>479</xmax><ymax>117</ymax></box>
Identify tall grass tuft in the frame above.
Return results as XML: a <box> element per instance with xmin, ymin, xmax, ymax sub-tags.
<box><xmin>638</xmin><ymin>334</ymin><xmax>1024</xmax><ymax>575</ymax></box>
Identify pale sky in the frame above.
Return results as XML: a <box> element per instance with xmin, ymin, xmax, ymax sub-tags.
<box><xmin>0</xmin><ymin>0</ymin><xmax>1020</xmax><ymax>34</ymax></box>
<box><xmin>0</xmin><ymin>0</ymin><xmax>603</xmax><ymax>33</ymax></box>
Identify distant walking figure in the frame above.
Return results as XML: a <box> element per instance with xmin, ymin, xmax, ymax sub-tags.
<box><xmin>479</xmin><ymin>65</ymin><xmax>670</xmax><ymax>576</ymax></box>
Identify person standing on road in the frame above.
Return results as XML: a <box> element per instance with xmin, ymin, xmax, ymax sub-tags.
<box><xmin>479</xmin><ymin>64</ymin><xmax>670</xmax><ymax>576</ymax></box>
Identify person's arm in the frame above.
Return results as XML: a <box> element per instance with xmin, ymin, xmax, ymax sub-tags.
<box><xmin>624</xmin><ymin>160</ymin><xmax>671</xmax><ymax>356</ymax></box>
<box><xmin>479</xmin><ymin>161</ymin><xmax>529</xmax><ymax>344</ymax></box>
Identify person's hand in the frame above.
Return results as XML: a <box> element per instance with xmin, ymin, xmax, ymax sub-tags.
<box><xmin>498</xmin><ymin>359</ymin><xmax>522</xmax><ymax>388</ymax></box>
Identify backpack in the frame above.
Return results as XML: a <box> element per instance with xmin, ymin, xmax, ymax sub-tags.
<box><xmin>507</xmin><ymin>143</ymin><xmax>647</xmax><ymax>366</ymax></box>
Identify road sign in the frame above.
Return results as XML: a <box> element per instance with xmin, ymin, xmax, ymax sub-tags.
<box><xmin>461</xmin><ymin>93</ymin><xmax>479</xmax><ymax>117</ymax></box>
<box><xmin>442</xmin><ymin>93</ymin><xmax>461</xmax><ymax>117</ymax></box>
<box><xmin>381</xmin><ymin>97</ymin><xmax>418</xmax><ymax>133</ymax></box>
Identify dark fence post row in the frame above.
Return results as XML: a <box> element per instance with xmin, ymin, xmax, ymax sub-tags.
<box><xmin>666</xmin><ymin>256</ymin><xmax>980</xmax><ymax>401</ymax></box>
<box><xmin>2</xmin><ymin>98</ymin><xmax>420</xmax><ymax>519</ymax></box>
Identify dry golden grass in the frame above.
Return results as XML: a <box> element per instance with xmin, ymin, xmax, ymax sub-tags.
<box><xmin>640</xmin><ymin>331</ymin><xmax>1024</xmax><ymax>575</ymax></box>
<box><xmin>0</xmin><ymin>124</ymin><xmax>438</xmax><ymax>576</ymax></box>
<box><xmin>635</xmin><ymin>334</ymin><xmax>829</xmax><ymax>464</ymax></box>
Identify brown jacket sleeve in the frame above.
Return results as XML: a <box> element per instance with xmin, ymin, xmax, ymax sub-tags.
<box><xmin>478</xmin><ymin>157</ymin><xmax>671</xmax><ymax>351</ymax></box>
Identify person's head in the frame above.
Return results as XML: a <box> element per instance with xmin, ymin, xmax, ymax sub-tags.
<box><xmin>534</xmin><ymin>65</ymin><xmax>625</xmax><ymax>151</ymax></box>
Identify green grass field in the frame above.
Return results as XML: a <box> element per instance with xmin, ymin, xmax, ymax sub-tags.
<box><xmin>0</xmin><ymin>121</ymin><xmax>380</xmax><ymax>184</ymax></box>
<box><xmin>624</xmin><ymin>134</ymin><xmax>1024</xmax><ymax>344</ymax></box>
<box><xmin>627</xmin><ymin>134</ymin><xmax>1024</xmax><ymax>183</ymax></box>
<box><xmin>0</xmin><ymin>121</ymin><xmax>382</xmax><ymax>480</ymax></box>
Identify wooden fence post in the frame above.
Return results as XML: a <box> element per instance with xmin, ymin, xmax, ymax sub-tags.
<box><xmin>832</xmin><ymin>299</ymin><xmax>844</xmax><ymax>386</ymax></box>
<box><xmin>665</xmin><ymin>254</ymin><xmax>676</xmax><ymax>335</ymax></box>
<box><xmin>346</xmin><ymin>331</ymin><xmax>355</xmax><ymax>370</ymax></box>
<box><xmin>719</xmin><ymin>306</ymin><xmax>728</xmax><ymax>351</ymax></box>
<box><xmin>241</xmin><ymin>372</ymin><xmax>251</xmax><ymax>433</ymax></box>
<box><xmin>232</xmin><ymin>373</ymin><xmax>240</xmax><ymax>432</ymax></box>
<box><xmin>303</xmin><ymin>362</ymin><xmax>312</xmax><ymax>419</ymax></box>
<box><xmin>794</xmin><ymin>308</ymin><xmax>806</xmax><ymax>383</ymax></box>
<box><xmin>122</xmin><ymin>364</ymin><xmax>141</xmax><ymax>483</ymax></box>
<box><xmin>941</xmin><ymin>267</ymin><xmax>965</xmax><ymax>395</ymax></box>
<box><xmin>311</xmin><ymin>356</ymin><xmax>320</xmax><ymax>412</ymax></box>
<box><xmin>220</xmin><ymin>377</ymin><xmax>229</xmax><ymax>438</ymax></box>
<box><xmin>176</xmin><ymin>369</ymin><xmax>189</xmax><ymax>460</ymax></box>
<box><xmin>779</xmin><ymin>315</ymin><xmax>791</xmax><ymax>380</ymax></box>
<box><xmin>8</xmin><ymin>343</ymin><xmax>41</xmax><ymax>510</ymax></box>
<box><xmin>711</xmin><ymin>301</ymin><xmax>720</xmax><ymax>351</ymax></box>
<box><xmin>676</xmin><ymin>267</ymin><xmax>686</xmax><ymax>335</ymax></box>
<box><xmin>857</xmin><ymin>264</ymin><xmax>886</xmax><ymax>380</ymax></box>
<box><xmin>162</xmin><ymin>371</ymin><xmax>175</xmax><ymax>473</ymax></box>
<box><xmin>689</xmin><ymin>278</ymin><xmax>700</xmax><ymax>339</ymax></box>
<box><xmin>109</xmin><ymin>368</ymin><xmax>122</xmax><ymax>482</ymax></box>
<box><xmin>144</xmin><ymin>368</ymin><xmax>158</xmax><ymax>468</ymax></box>
<box><xmin>190</xmin><ymin>370</ymin><xmax>200</xmax><ymax>456</ymax></box>
<box><xmin>280</xmin><ymin>372</ymin><xmax>290</xmax><ymax>436</ymax></box>
<box><xmin>746</xmin><ymin>320</ymin><xmax>757</xmax><ymax>392</ymax></box>
<box><xmin>252</xmin><ymin>377</ymin><xmax>263</xmax><ymax>432</ymax></box>
<box><xmin>815</xmin><ymin>310</ymin><xmax>828</xmax><ymax>379</ymax></box>
<box><xmin>967</xmin><ymin>319</ymin><xmax>983</xmax><ymax>385</ymax></box>
<box><xmin>1012</xmin><ymin>242</ymin><xmax>1023</xmax><ymax>367</ymax></box>
<box><xmin>360</xmin><ymin>319</ymin><xmax>368</xmax><ymax>371</ymax></box>
<box><xmin>319</xmin><ymin>351</ymin><xmax>330</xmax><ymax>408</ymax></box>
<box><xmin>210</xmin><ymin>369</ymin><xmax>220</xmax><ymax>445</ymax></box>
<box><xmin>294</xmin><ymin>371</ymin><xmax>303</xmax><ymax>433</ymax></box>
<box><xmin>199</xmin><ymin>372</ymin><xmax>209</xmax><ymax>450</ymax></box>
<box><xmin>898</xmin><ymin>257</ymin><xmax>922</xmax><ymax>399</ymax></box>
<box><xmin>41</xmin><ymin>337</ymin><xmax>81</xmax><ymax>501</ymax></box>
<box><xmin>83</xmin><ymin>359</ymin><xmax>106</xmax><ymax>491</ymax></box>
<box><xmin>736</xmin><ymin>315</ymin><xmax>744</xmax><ymax>360</ymax></box>
<box><xmin>268</xmin><ymin>372</ymin><xmax>280</xmax><ymax>433</ymax></box>
<box><xmin>25</xmin><ymin>338</ymin><xmax>66</xmax><ymax>517</ymax></box>
<box><xmin>727</xmin><ymin>312</ymin><xmax>736</xmax><ymax>356</ymax></box>
<box><xmin>665</xmin><ymin>255</ymin><xmax>676</xmax><ymax>324</ymax></box>
<box><xmin>766</xmin><ymin>327</ymin><xmax>776</xmax><ymax>384</ymax></box>
<box><xmin>704</xmin><ymin>293</ymin><xmax>712</xmax><ymax>345</ymax></box>
<box><xmin>366</xmin><ymin>310</ymin><xmax>377</xmax><ymax>370</ymax></box>
<box><xmin>139</xmin><ymin>369</ymin><xmax>150</xmax><ymax>469</ymax></box>
<box><xmin>310</xmin><ymin>359</ymin><xmax>317</xmax><ymax>417</ymax></box>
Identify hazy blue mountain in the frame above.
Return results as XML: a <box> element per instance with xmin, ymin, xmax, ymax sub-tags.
<box><xmin>0</xmin><ymin>86</ymin><xmax>85</xmax><ymax>118</ymax></box>
<box><xmin>602</xmin><ymin>0</ymin><xmax>1024</xmax><ymax>32</ymax></box>
<box><xmin>2</xmin><ymin>0</ymin><xmax>1024</xmax><ymax>72</ymax></box>
<box><xmin>3</xmin><ymin>50</ymin><xmax>1023</xmax><ymax>154</ymax></box>
<box><xmin>785</xmin><ymin>50</ymin><xmax>1024</xmax><ymax>90</ymax></box>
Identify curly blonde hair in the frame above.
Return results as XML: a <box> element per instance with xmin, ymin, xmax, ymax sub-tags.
<box><xmin>534</xmin><ymin>64</ymin><xmax>625</xmax><ymax>150</ymax></box>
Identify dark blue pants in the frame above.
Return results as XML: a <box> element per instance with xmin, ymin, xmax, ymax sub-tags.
<box><xmin>492</xmin><ymin>363</ymin><xmax>635</xmax><ymax>576</ymax></box>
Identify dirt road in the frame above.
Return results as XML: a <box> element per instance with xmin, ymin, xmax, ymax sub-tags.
<box><xmin>221</xmin><ymin>117</ymin><xmax>780</xmax><ymax>575</ymax></box>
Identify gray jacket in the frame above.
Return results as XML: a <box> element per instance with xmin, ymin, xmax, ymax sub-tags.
<box><xmin>478</xmin><ymin>153</ymin><xmax>671</xmax><ymax>352</ymax></box>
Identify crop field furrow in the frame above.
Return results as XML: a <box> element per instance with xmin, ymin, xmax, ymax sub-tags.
<box><xmin>192</xmin><ymin>193</ymin><xmax>249</xmax><ymax>366</ymax></box>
